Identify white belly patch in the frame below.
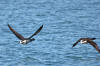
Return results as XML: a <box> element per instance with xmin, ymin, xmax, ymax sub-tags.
<box><xmin>20</xmin><ymin>40</ymin><xmax>29</xmax><ymax>44</ymax></box>
<box><xmin>80</xmin><ymin>40</ymin><xmax>87</xmax><ymax>44</ymax></box>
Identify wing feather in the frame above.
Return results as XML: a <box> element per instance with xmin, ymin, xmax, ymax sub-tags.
<box><xmin>72</xmin><ymin>39</ymin><xmax>81</xmax><ymax>48</ymax></box>
<box><xmin>28</xmin><ymin>25</ymin><xmax>43</xmax><ymax>39</ymax></box>
<box><xmin>8</xmin><ymin>24</ymin><xmax>25</xmax><ymax>40</ymax></box>
<box><xmin>88</xmin><ymin>40</ymin><xmax>100</xmax><ymax>53</ymax></box>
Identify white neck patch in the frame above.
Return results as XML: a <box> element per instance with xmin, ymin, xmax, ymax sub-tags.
<box><xmin>80</xmin><ymin>40</ymin><xmax>87</xmax><ymax>44</ymax></box>
<box><xmin>20</xmin><ymin>40</ymin><xmax>28</xmax><ymax>44</ymax></box>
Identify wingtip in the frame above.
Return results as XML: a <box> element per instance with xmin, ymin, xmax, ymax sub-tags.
<box><xmin>7</xmin><ymin>22</ymin><xmax>9</xmax><ymax>25</ymax></box>
<box><xmin>92</xmin><ymin>38</ymin><xmax>96</xmax><ymax>40</ymax></box>
<box><xmin>40</xmin><ymin>25</ymin><xmax>43</xmax><ymax>29</ymax></box>
<box><xmin>41</xmin><ymin>25</ymin><xmax>43</xmax><ymax>27</ymax></box>
<box><xmin>8</xmin><ymin>24</ymin><xmax>10</xmax><ymax>27</ymax></box>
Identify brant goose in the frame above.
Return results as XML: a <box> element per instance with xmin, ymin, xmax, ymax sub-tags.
<box><xmin>8</xmin><ymin>24</ymin><xmax>43</xmax><ymax>44</ymax></box>
<box><xmin>72</xmin><ymin>38</ymin><xmax>100</xmax><ymax>53</ymax></box>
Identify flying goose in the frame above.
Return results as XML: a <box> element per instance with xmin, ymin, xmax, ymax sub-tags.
<box><xmin>72</xmin><ymin>38</ymin><xmax>100</xmax><ymax>53</ymax></box>
<box><xmin>8</xmin><ymin>24</ymin><xmax>43</xmax><ymax>44</ymax></box>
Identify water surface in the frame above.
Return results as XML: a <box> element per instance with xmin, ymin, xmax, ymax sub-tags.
<box><xmin>0</xmin><ymin>0</ymin><xmax>100</xmax><ymax>66</ymax></box>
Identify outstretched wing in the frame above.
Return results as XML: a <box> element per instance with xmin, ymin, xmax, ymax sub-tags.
<box><xmin>8</xmin><ymin>24</ymin><xmax>25</xmax><ymax>40</ymax></box>
<box><xmin>88</xmin><ymin>40</ymin><xmax>100</xmax><ymax>53</ymax></box>
<box><xmin>72</xmin><ymin>39</ymin><xmax>81</xmax><ymax>48</ymax></box>
<box><xmin>90</xmin><ymin>38</ymin><xmax>96</xmax><ymax>40</ymax></box>
<box><xmin>28</xmin><ymin>25</ymin><xmax>43</xmax><ymax>39</ymax></box>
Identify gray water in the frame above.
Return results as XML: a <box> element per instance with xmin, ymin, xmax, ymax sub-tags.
<box><xmin>0</xmin><ymin>0</ymin><xmax>100</xmax><ymax>66</ymax></box>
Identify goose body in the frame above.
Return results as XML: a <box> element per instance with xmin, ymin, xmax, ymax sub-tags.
<box><xmin>72</xmin><ymin>38</ymin><xmax>100</xmax><ymax>53</ymax></box>
<box><xmin>8</xmin><ymin>24</ymin><xmax>43</xmax><ymax>44</ymax></box>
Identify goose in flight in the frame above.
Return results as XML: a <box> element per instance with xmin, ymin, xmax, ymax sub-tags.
<box><xmin>8</xmin><ymin>24</ymin><xmax>43</xmax><ymax>44</ymax></box>
<box><xmin>72</xmin><ymin>38</ymin><xmax>100</xmax><ymax>53</ymax></box>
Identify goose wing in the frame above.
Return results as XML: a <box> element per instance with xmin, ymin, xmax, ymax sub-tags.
<box><xmin>8</xmin><ymin>24</ymin><xmax>25</xmax><ymax>40</ymax></box>
<box><xmin>88</xmin><ymin>40</ymin><xmax>100</xmax><ymax>53</ymax></box>
<box><xmin>72</xmin><ymin>39</ymin><xmax>81</xmax><ymax>48</ymax></box>
<box><xmin>28</xmin><ymin>25</ymin><xmax>43</xmax><ymax>39</ymax></box>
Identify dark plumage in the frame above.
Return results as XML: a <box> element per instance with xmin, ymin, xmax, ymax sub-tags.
<box><xmin>72</xmin><ymin>38</ymin><xmax>100</xmax><ymax>53</ymax></box>
<box><xmin>8</xmin><ymin>24</ymin><xmax>43</xmax><ymax>44</ymax></box>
